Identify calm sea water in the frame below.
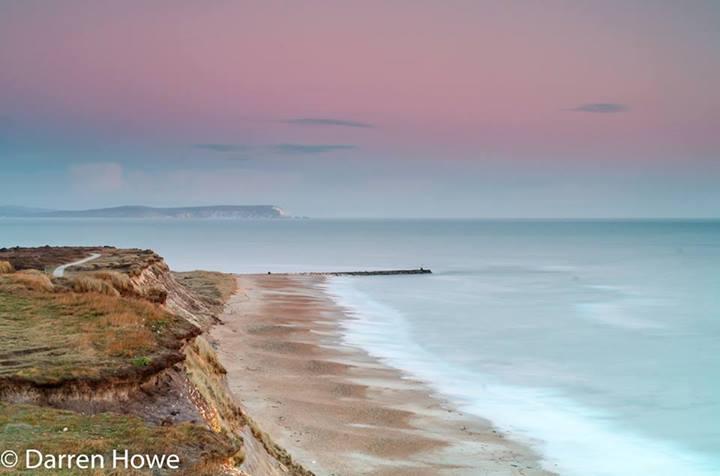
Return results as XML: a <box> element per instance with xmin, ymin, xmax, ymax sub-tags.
<box><xmin>2</xmin><ymin>218</ymin><xmax>718</xmax><ymax>475</ymax></box>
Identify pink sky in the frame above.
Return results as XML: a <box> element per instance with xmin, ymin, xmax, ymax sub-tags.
<box><xmin>1</xmin><ymin>1</ymin><xmax>719</xmax><ymax>216</ymax></box>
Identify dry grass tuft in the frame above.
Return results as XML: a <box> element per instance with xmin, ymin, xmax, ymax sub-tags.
<box><xmin>91</xmin><ymin>270</ymin><xmax>135</xmax><ymax>295</ymax></box>
<box><xmin>69</xmin><ymin>275</ymin><xmax>120</xmax><ymax>297</ymax></box>
<box><xmin>144</xmin><ymin>286</ymin><xmax>168</xmax><ymax>304</ymax></box>
<box><xmin>12</xmin><ymin>270</ymin><xmax>54</xmax><ymax>292</ymax></box>
<box><xmin>104</xmin><ymin>310</ymin><xmax>142</xmax><ymax>327</ymax></box>
<box><xmin>174</xmin><ymin>270</ymin><xmax>237</xmax><ymax>311</ymax></box>
<box><xmin>100</xmin><ymin>309</ymin><xmax>155</xmax><ymax>357</ymax></box>
<box><xmin>0</xmin><ymin>260</ymin><xmax>15</xmax><ymax>274</ymax></box>
<box><xmin>105</xmin><ymin>328</ymin><xmax>156</xmax><ymax>357</ymax></box>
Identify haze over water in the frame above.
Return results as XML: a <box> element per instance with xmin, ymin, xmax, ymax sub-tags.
<box><xmin>2</xmin><ymin>218</ymin><xmax>718</xmax><ymax>475</ymax></box>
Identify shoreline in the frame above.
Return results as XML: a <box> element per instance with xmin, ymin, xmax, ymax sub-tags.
<box><xmin>211</xmin><ymin>273</ymin><xmax>552</xmax><ymax>475</ymax></box>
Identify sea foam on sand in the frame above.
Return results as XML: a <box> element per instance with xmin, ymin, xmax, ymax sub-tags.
<box><xmin>324</xmin><ymin>276</ymin><xmax>719</xmax><ymax>476</ymax></box>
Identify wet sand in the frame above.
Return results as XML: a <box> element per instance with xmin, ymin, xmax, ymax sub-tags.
<box><xmin>210</xmin><ymin>274</ymin><xmax>553</xmax><ymax>476</ymax></box>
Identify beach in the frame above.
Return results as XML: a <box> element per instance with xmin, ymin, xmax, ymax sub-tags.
<box><xmin>211</xmin><ymin>274</ymin><xmax>551</xmax><ymax>476</ymax></box>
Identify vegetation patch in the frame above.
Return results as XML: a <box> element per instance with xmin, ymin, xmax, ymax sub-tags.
<box><xmin>0</xmin><ymin>247</ymin><xmax>107</xmax><ymax>273</ymax></box>
<box><xmin>0</xmin><ymin>402</ymin><xmax>238</xmax><ymax>475</ymax></box>
<box><xmin>0</xmin><ymin>275</ymin><xmax>198</xmax><ymax>386</ymax></box>
<box><xmin>11</xmin><ymin>270</ymin><xmax>54</xmax><ymax>293</ymax></box>
<box><xmin>68</xmin><ymin>248</ymin><xmax>165</xmax><ymax>277</ymax></box>
<box><xmin>174</xmin><ymin>271</ymin><xmax>237</xmax><ymax>315</ymax></box>
<box><xmin>0</xmin><ymin>260</ymin><xmax>14</xmax><ymax>274</ymax></box>
<box><xmin>0</xmin><ymin>246</ymin><xmax>162</xmax><ymax>278</ymax></box>
<box><xmin>69</xmin><ymin>275</ymin><xmax>120</xmax><ymax>297</ymax></box>
<box><xmin>90</xmin><ymin>271</ymin><xmax>135</xmax><ymax>295</ymax></box>
<box><xmin>131</xmin><ymin>356</ymin><xmax>152</xmax><ymax>368</ymax></box>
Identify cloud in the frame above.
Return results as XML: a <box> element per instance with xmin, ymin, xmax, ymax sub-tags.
<box><xmin>69</xmin><ymin>162</ymin><xmax>124</xmax><ymax>192</ymax></box>
<box><xmin>193</xmin><ymin>143</ymin><xmax>248</xmax><ymax>152</ymax></box>
<box><xmin>571</xmin><ymin>103</ymin><xmax>629</xmax><ymax>113</ymax></box>
<box><xmin>271</xmin><ymin>144</ymin><xmax>356</xmax><ymax>155</ymax></box>
<box><xmin>283</xmin><ymin>118</ymin><xmax>373</xmax><ymax>128</ymax></box>
<box><xmin>192</xmin><ymin>142</ymin><xmax>356</xmax><ymax>158</ymax></box>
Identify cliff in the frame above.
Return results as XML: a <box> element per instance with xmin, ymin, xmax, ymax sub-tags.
<box><xmin>0</xmin><ymin>247</ymin><xmax>311</xmax><ymax>475</ymax></box>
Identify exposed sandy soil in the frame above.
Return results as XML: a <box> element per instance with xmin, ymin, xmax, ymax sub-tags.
<box><xmin>211</xmin><ymin>274</ymin><xmax>554</xmax><ymax>476</ymax></box>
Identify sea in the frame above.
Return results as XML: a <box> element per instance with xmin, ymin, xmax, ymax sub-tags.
<box><xmin>2</xmin><ymin>218</ymin><xmax>718</xmax><ymax>475</ymax></box>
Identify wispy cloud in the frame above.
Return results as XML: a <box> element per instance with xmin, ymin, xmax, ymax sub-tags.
<box><xmin>571</xmin><ymin>103</ymin><xmax>629</xmax><ymax>113</ymax></box>
<box><xmin>272</xmin><ymin>144</ymin><xmax>356</xmax><ymax>155</ymax></box>
<box><xmin>193</xmin><ymin>143</ymin><xmax>248</xmax><ymax>152</ymax></box>
<box><xmin>283</xmin><ymin>118</ymin><xmax>374</xmax><ymax>128</ymax></box>
<box><xmin>193</xmin><ymin>142</ymin><xmax>356</xmax><ymax>158</ymax></box>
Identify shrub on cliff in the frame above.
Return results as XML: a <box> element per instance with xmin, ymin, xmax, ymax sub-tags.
<box><xmin>12</xmin><ymin>270</ymin><xmax>54</xmax><ymax>292</ymax></box>
<box><xmin>0</xmin><ymin>260</ymin><xmax>14</xmax><ymax>274</ymax></box>
<box><xmin>70</xmin><ymin>275</ymin><xmax>120</xmax><ymax>297</ymax></box>
<box><xmin>144</xmin><ymin>286</ymin><xmax>168</xmax><ymax>304</ymax></box>
<box><xmin>92</xmin><ymin>270</ymin><xmax>135</xmax><ymax>295</ymax></box>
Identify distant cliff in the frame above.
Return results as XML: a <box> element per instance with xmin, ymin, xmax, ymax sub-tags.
<box><xmin>0</xmin><ymin>205</ymin><xmax>288</xmax><ymax>219</ymax></box>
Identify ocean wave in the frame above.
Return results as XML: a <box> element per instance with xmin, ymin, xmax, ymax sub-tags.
<box><xmin>323</xmin><ymin>276</ymin><xmax>718</xmax><ymax>476</ymax></box>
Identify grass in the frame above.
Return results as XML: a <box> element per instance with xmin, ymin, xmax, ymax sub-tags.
<box><xmin>0</xmin><ymin>247</ymin><xmax>107</xmax><ymax>273</ymax></box>
<box><xmin>91</xmin><ymin>270</ymin><xmax>134</xmax><ymax>295</ymax></box>
<box><xmin>11</xmin><ymin>270</ymin><xmax>54</xmax><ymax>292</ymax></box>
<box><xmin>173</xmin><ymin>271</ymin><xmax>237</xmax><ymax>314</ymax></box>
<box><xmin>0</xmin><ymin>275</ymin><xmax>198</xmax><ymax>386</ymax></box>
<box><xmin>0</xmin><ymin>402</ymin><xmax>238</xmax><ymax>475</ymax></box>
<box><xmin>0</xmin><ymin>247</ymin><xmax>172</xmax><ymax>303</ymax></box>
<box><xmin>69</xmin><ymin>275</ymin><xmax>120</xmax><ymax>297</ymax></box>
<box><xmin>67</xmin><ymin>248</ymin><xmax>164</xmax><ymax>277</ymax></box>
<box><xmin>131</xmin><ymin>356</ymin><xmax>152</xmax><ymax>367</ymax></box>
<box><xmin>0</xmin><ymin>246</ymin><xmax>162</xmax><ymax>278</ymax></box>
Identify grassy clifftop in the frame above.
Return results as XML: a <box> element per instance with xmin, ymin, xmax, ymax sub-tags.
<box><xmin>0</xmin><ymin>247</ymin><xmax>310</xmax><ymax>475</ymax></box>
<box><xmin>0</xmin><ymin>273</ymin><xmax>198</xmax><ymax>386</ymax></box>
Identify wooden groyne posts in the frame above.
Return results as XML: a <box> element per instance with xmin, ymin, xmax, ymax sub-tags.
<box><xmin>281</xmin><ymin>268</ymin><xmax>432</xmax><ymax>276</ymax></box>
<box><xmin>322</xmin><ymin>268</ymin><xmax>431</xmax><ymax>276</ymax></box>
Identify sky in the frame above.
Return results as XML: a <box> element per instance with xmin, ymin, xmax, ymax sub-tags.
<box><xmin>1</xmin><ymin>0</ymin><xmax>719</xmax><ymax>218</ymax></box>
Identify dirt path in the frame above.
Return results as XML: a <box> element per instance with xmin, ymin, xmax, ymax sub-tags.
<box><xmin>52</xmin><ymin>253</ymin><xmax>101</xmax><ymax>277</ymax></box>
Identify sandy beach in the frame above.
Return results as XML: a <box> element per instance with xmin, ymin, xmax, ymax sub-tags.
<box><xmin>210</xmin><ymin>274</ymin><xmax>553</xmax><ymax>476</ymax></box>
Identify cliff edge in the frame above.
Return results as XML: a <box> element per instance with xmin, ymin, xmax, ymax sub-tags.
<box><xmin>0</xmin><ymin>246</ymin><xmax>311</xmax><ymax>475</ymax></box>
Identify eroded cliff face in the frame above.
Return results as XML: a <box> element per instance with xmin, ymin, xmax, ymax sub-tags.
<box><xmin>131</xmin><ymin>259</ymin><xmax>217</xmax><ymax>329</ymax></box>
<box><xmin>184</xmin><ymin>336</ymin><xmax>311</xmax><ymax>476</ymax></box>
<box><xmin>0</xmin><ymin>247</ymin><xmax>312</xmax><ymax>475</ymax></box>
<box><xmin>143</xmin><ymin>258</ymin><xmax>312</xmax><ymax>475</ymax></box>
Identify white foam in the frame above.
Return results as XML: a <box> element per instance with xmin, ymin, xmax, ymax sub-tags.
<box><xmin>323</xmin><ymin>277</ymin><xmax>719</xmax><ymax>476</ymax></box>
<box><xmin>576</xmin><ymin>302</ymin><xmax>664</xmax><ymax>330</ymax></box>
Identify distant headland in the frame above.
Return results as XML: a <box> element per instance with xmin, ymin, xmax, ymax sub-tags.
<box><xmin>0</xmin><ymin>205</ymin><xmax>289</xmax><ymax>219</ymax></box>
